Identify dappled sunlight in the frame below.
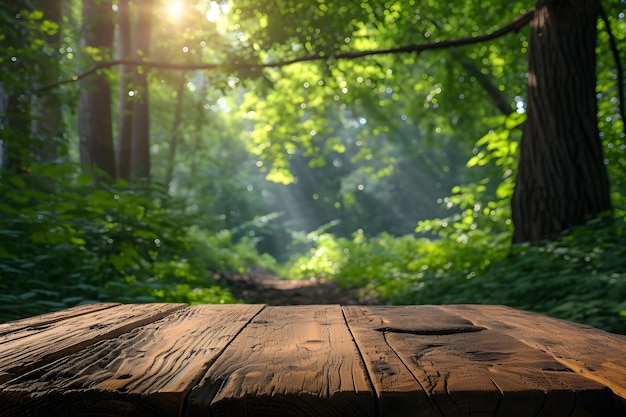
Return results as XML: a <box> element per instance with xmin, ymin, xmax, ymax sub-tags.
<box><xmin>205</xmin><ymin>1</ymin><xmax>222</xmax><ymax>22</ymax></box>
<box><xmin>1</xmin><ymin>0</ymin><xmax>625</xmax><ymax>335</ymax></box>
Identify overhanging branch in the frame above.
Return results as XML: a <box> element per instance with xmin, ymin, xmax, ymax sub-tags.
<box><xmin>38</xmin><ymin>7</ymin><xmax>535</xmax><ymax>92</ymax></box>
<box><xmin>599</xmin><ymin>4</ymin><xmax>626</xmax><ymax>131</ymax></box>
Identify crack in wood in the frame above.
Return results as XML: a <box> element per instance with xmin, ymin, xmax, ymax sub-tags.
<box><xmin>374</xmin><ymin>326</ymin><xmax>486</xmax><ymax>336</ymax></box>
<box><xmin>2</xmin><ymin>304</ymin><xmax>625</xmax><ymax>416</ymax></box>
<box><xmin>532</xmin><ymin>392</ymin><xmax>548</xmax><ymax>417</ymax></box>
<box><xmin>380</xmin><ymin>328</ymin><xmax>446</xmax><ymax>417</ymax></box>
<box><xmin>487</xmin><ymin>375</ymin><xmax>504</xmax><ymax>417</ymax></box>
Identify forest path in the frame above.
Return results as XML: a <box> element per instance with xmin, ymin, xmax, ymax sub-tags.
<box><xmin>217</xmin><ymin>270</ymin><xmax>380</xmax><ymax>305</ymax></box>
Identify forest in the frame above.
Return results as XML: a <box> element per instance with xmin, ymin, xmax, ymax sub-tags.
<box><xmin>1</xmin><ymin>0</ymin><xmax>625</xmax><ymax>334</ymax></box>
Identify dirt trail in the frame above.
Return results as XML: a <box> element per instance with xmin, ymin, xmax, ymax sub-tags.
<box><xmin>217</xmin><ymin>270</ymin><xmax>380</xmax><ymax>306</ymax></box>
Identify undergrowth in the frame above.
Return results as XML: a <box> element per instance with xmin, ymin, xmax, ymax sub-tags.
<box><xmin>281</xmin><ymin>212</ymin><xmax>626</xmax><ymax>334</ymax></box>
<box><xmin>0</xmin><ymin>162</ymin><xmax>275</xmax><ymax>322</ymax></box>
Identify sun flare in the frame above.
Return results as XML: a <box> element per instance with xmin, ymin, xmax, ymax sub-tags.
<box><xmin>166</xmin><ymin>1</ymin><xmax>184</xmax><ymax>21</ymax></box>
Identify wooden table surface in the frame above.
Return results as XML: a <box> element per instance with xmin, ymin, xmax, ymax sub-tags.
<box><xmin>0</xmin><ymin>303</ymin><xmax>625</xmax><ymax>417</ymax></box>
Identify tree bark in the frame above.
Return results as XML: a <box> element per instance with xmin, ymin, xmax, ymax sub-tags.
<box><xmin>129</xmin><ymin>0</ymin><xmax>153</xmax><ymax>180</ymax></box>
<box><xmin>511</xmin><ymin>0</ymin><xmax>612</xmax><ymax>243</ymax></box>
<box><xmin>116</xmin><ymin>0</ymin><xmax>134</xmax><ymax>180</ymax></box>
<box><xmin>78</xmin><ymin>0</ymin><xmax>116</xmax><ymax>178</ymax></box>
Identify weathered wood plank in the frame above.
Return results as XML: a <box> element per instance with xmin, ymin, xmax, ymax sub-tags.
<box><xmin>1</xmin><ymin>303</ymin><xmax>624</xmax><ymax>417</ymax></box>
<box><xmin>187</xmin><ymin>305</ymin><xmax>375</xmax><ymax>417</ymax></box>
<box><xmin>441</xmin><ymin>305</ymin><xmax>626</xmax><ymax>401</ymax></box>
<box><xmin>0</xmin><ymin>303</ymin><xmax>185</xmax><ymax>384</ymax></box>
<box><xmin>0</xmin><ymin>303</ymin><xmax>120</xmax><ymax>337</ymax></box>
<box><xmin>342</xmin><ymin>306</ymin><xmax>438</xmax><ymax>417</ymax></box>
<box><xmin>344</xmin><ymin>305</ymin><xmax>623</xmax><ymax>417</ymax></box>
<box><xmin>0</xmin><ymin>304</ymin><xmax>265</xmax><ymax>417</ymax></box>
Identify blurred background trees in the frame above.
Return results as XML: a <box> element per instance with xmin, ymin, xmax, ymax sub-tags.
<box><xmin>1</xmin><ymin>0</ymin><xmax>625</xmax><ymax>333</ymax></box>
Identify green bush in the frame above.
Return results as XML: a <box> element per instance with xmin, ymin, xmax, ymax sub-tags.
<box><xmin>0</xmin><ymin>162</ymin><xmax>277</xmax><ymax>322</ymax></box>
<box><xmin>281</xmin><ymin>213</ymin><xmax>626</xmax><ymax>334</ymax></box>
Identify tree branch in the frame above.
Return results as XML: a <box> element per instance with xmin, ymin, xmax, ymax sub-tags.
<box><xmin>599</xmin><ymin>4</ymin><xmax>626</xmax><ymax>131</ymax></box>
<box><xmin>38</xmin><ymin>7</ymin><xmax>535</xmax><ymax>92</ymax></box>
<box><xmin>451</xmin><ymin>50</ymin><xmax>515</xmax><ymax>116</ymax></box>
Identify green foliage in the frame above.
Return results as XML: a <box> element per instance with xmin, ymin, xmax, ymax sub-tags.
<box><xmin>597</xmin><ymin>2</ymin><xmax>626</xmax><ymax>199</ymax></box>
<box><xmin>0</xmin><ymin>163</ymin><xmax>282</xmax><ymax>322</ymax></box>
<box><xmin>465</xmin><ymin>218</ymin><xmax>626</xmax><ymax>333</ymax></box>
<box><xmin>282</xmin><ymin>215</ymin><xmax>626</xmax><ymax>334</ymax></box>
<box><xmin>281</xmin><ymin>111</ymin><xmax>626</xmax><ymax>335</ymax></box>
<box><xmin>3</xmin><ymin>0</ymin><xmax>625</xmax><ymax>340</ymax></box>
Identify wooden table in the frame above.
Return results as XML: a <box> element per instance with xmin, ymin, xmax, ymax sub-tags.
<box><xmin>0</xmin><ymin>304</ymin><xmax>625</xmax><ymax>416</ymax></box>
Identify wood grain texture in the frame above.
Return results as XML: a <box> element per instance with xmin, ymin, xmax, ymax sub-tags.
<box><xmin>0</xmin><ymin>303</ymin><xmax>119</xmax><ymax>337</ymax></box>
<box><xmin>0</xmin><ymin>303</ymin><xmax>185</xmax><ymax>384</ymax></box>
<box><xmin>441</xmin><ymin>305</ymin><xmax>626</xmax><ymax>403</ymax></box>
<box><xmin>187</xmin><ymin>305</ymin><xmax>374</xmax><ymax>417</ymax></box>
<box><xmin>344</xmin><ymin>305</ymin><xmax>623</xmax><ymax>417</ymax></box>
<box><xmin>0</xmin><ymin>304</ymin><xmax>624</xmax><ymax>417</ymax></box>
<box><xmin>0</xmin><ymin>304</ymin><xmax>264</xmax><ymax>417</ymax></box>
<box><xmin>342</xmin><ymin>306</ymin><xmax>437</xmax><ymax>417</ymax></box>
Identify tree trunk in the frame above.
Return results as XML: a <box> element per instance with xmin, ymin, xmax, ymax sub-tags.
<box><xmin>78</xmin><ymin>0</ymin><xmax>116</xmax><ymax>178</ymax></box>
<box><xmin>0</xmin><ymin>86</ymin><xmax>30</xmax><ymax>172</ymax></box>
<box><xmin>116</xmin><ymin>0</ymin><xmax>134</xmax><ymax>180</ymax></box>
<box><xmin>0</xmin><ymin>1</ymin><xmax>32</xmax><ymax>172</ymax></box>
<box><xmin>31</xmin><ymin>0</ymin><xmax>63</xmax><ymax>163</ymax></box>
<box><xmin>511</xmin><ymin>0</ymin><xmax>612</xmax><ymax>243</ymax></box>
<box><xmin>165</xmin><ymin>77</ymin><xmax>186</xmax><ymax>186</ymax></box>
<box><xmin>129</xmin><ymin>0</ymin><xmax>153</xmax><ymax>180</ymax></box>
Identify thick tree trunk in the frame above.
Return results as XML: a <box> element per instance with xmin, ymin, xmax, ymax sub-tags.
<box><xmin>78</xmin><ymin>0</ymin><xmax>116</xmax><ymax>178</ymax></box>
<box><xmin>116</xmin><ymin>0</ymin><xmax>134</xmax><ymax>180</ymax></box>
<box><xmin>129</xmin><ymin>0</ymin><xmax>153</xmax><ymax>180</ymax></box>
<box><xmin>511</xmin><ymin>0</ymin><xmax>612</xmax><ymax>243</ymax></box>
